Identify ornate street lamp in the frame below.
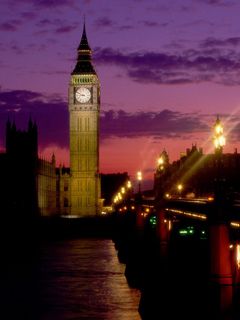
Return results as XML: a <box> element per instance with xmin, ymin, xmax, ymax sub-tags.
<box><xmin>154</xmin><ymin>152</ymin><xmax>170</xmax><ymax>256</ymax></box>
<box><xmin>135</xmin><ymin>171</ymin><xmax>144</xmax><ymax>230</ymax></box>
<box><xmin>212</xmin><ymin>117</ymin><xmax>226</xmax><ymax>205</ymax></box>
<box><xmin>209</xmin><ymin>116</ymin><xmax>232</xmax><ymax>314</ymax></box>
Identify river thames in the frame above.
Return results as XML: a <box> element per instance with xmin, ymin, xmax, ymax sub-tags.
<box><xmin>0</xmin><ymin>238</ymin><xmax>141</xmax><ymax>319</ymax></box>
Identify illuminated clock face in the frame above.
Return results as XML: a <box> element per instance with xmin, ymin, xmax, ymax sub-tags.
<box><xmin>75</xmin><ymin>87</ymin><xmax>91</xmax><ymax>103</ymax></box>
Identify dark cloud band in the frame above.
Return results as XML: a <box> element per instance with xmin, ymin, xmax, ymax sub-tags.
<box><xmin>94</xmin><ymin>47</ymin><xmax>240</xmax><ymax>85</ymax></box>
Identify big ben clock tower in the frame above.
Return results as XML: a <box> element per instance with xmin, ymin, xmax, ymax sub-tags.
<box><xmin>69</xmin><ymin>23</ymin><xmax>100</xmax><ymax>216</ymax></box>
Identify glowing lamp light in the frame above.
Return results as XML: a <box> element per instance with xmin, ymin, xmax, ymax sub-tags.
<box><xmin>208</xmin><ymin>196</ymin><xmax>214</xmax><ymax>201</ymax></box>
<box><xmin>215</xmin><ymin>124</ymin><xmax>223</xmax><ymax>135</ymax></box>
<box><xmin>121</xmin><ymin>187</ymin><xmax>125</xmax><ymax>194</ymax></box>
<box><xmin>177</xmin><ymin>184</ymin><xmax>183</xmax><ymax>192</ymax></box>
<box><xmin>213</xmin><ymin>117</ymin><xmax>226</xmax><ymax>150</ymax></box>
<box><xmin>137</xmin><ymin>171</ymin><xmax>142</xmax><ymax>181</ymax></box>
<box><xmin>127</xmin><ymin>180</ymin><xmax>132</xmax><ymax>189</ymax></box>
<box><xmin>168</xmin><ymin>220</ymin><xmax>172</xmax><ymax>231</ymax></box>
<box><xmin>137</xmin><ymin>171</ymin><xmax>143</xmax><ymax>194</ymax></box>
<box><xmin>214</xmin><ymin>136</ymin><xmax>226</xmax><ymax>149</ymax></box>
<box><xmin>158</xmin><ymin>157</ymin><xmax>164</xmax><ymax>166</ymax></box>
<box><xmin>157</xmin><ymin>156</ymin><xmax>165</xmax><ymax>171</ymax></box>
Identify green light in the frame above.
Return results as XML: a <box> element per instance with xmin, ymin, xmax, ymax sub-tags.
<box><xmin>179</xmin><ymin>226</ymin><xmax>195</xmax><ymax>236</ymax></box>
<box><xmin>150</xmin><ymin>216</ymin><xmax>157</xmax><ymax>226</ymax></box>
<box><xmin>179</xmin><ymin>230</ymin><xmax>188</xmax><ymax>235</ymax></box>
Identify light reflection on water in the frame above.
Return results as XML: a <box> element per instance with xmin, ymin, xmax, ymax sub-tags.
<box><xmin>39</xmin><ymin>239</ymin><xmax>141</xmax><ymax>320</ymax></box>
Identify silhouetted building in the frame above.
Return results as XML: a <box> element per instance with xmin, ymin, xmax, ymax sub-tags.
<box><xmin>154</xmin><ymin>144</ymin><xmax>240</xmax><ymax>199</ymax></box>
<box><xmin>0</xmin><ymin>119</ymin><xmax>57</xmax><ymax>218</ymax></box>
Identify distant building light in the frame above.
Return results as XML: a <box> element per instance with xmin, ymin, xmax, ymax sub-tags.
<box><xmin>208</xmin><ymin>196</ymin><xmax>214</xmax><ymax>201</ymax></box>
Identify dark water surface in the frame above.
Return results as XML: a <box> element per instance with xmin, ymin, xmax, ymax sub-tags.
<box><xmin>0</xmin><ymin>238</ymin><xmax>141</xmax><ymax>319</ymax></box>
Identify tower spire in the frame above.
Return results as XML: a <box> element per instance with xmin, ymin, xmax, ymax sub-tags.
<box><xmin>72</xmin><ymin>20</ymin><xmax>96</xmax><ymax>75</ymax></box>
<box><xmin>77</xmin><ymin>19</ymin><xmax>91</xmax><ymax>52</ymax></box>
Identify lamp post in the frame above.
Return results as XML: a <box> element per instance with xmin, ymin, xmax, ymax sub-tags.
<box><xmin>209</xmin><ymin>116</ymin><xmax>232</xmax><ymax>315</ymax></box>
<box><xmin>125</xmin><ymin>180</ymin><xmax>132</xmax><ymax>211</ymax></box>
<box><xmin>137</xmin><ymin>171</ymin><xmax>142</xmax><ymax>194</ymax></box>
<box><xmin>135</xmin><ymin>171</ymin><xmax>144</xmax><ymax>231</ymax></box>
<box><xmin>177</xmin><ymin>183</ymin><xmax>183</xmax><ymax>198</ymax></box>
<box><xmin>155</xmin><ymin>151</ymin><xmax>170</xmax><ymax>257</ymax></box>
<box><xmin>213</xmin><ymin>117</ymin><xmax>226</xmax><ymax>208</ymax></box>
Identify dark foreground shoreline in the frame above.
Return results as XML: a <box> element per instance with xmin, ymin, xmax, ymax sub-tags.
<box><xmin>39</xmin><ymin>214</ymin><xmax>115</xmax><ymax>239</ymax></box>
<box><xmin>0</xmin><ymin>214</ymin><xmax>115</xmax><ymax>246</ymax></box>
<box><xmin>0</xmin><ymin>214</ymin><xmax>115</xmax><ymax>264</ymax></box>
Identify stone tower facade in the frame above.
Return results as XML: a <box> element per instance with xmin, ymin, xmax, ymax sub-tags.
<box><xmin>68</xmin><ymin>24</ymin><xmax>100</xmax><ymax>216</ymax></box>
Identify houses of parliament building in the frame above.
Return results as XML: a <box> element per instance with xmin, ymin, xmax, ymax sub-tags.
<box><xmin>0</xmin><ymin>25</ymin><xmax>105</xmax><ymax>218</ymax></box>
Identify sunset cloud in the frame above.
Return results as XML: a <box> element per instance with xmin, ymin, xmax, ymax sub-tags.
<box><xmin>94</xmin><ymin>47</ymin><xmax>240</xmax><ymax>85</ymax></box>
<box><xmin>0</xmin><ymin>89</ymin><xmax>210</xmax><ymax>150</ymax></box>
<box><xmin>100</xmin><ymin>109</ymin><xmax>208</xmax><ymax>138</ymax></box>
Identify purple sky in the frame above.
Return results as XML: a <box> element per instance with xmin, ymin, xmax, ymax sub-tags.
<box><xmin>1</xmin><ymin>0</ymin><xmax>240</xmax><ymax>190</ymax></box>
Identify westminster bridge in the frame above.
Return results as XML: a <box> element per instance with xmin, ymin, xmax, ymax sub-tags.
<box><xmin>110</xmin><ymin>118</ymin><xmax>240</xmax><ymax>319</ymax></box>
<box><xmin>111</xmin><ymin>194</ymin><xmax>240</xmax><ymax>320</ymax></box>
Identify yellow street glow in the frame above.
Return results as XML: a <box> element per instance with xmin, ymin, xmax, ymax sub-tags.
<box><xmin>137</xmin><ymin>171</ymin><xmax>142</xmax><ymax>181</ymax></box>
<box><xmin>177</xmin><ymin>184</ymin><xmax>183</xmax><ymax>191</ymax></box>
<box><xmin>127</xmin><ymin>180</ymin><xmax>132</xmax><ymax>188</ymax></box>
